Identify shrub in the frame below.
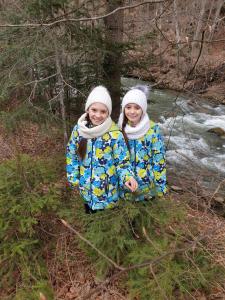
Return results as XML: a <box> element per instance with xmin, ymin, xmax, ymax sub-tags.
<box><xmin>0</xmin><ymin>154</ymin><xmax>65</xmax><ymax>299</ymax></box>
<box><xmin>76</xmin><ymin>198</ymin><xmax>225</xmax><ymax>299</ymax></box>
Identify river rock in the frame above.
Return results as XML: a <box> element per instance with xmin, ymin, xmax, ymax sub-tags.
<box><xmin>207</xmin><ymin>127</ymin><xmax>225</xmax><ymax>138</ymax></box>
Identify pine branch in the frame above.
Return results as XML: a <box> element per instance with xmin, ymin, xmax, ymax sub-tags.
<box><xmin>73</xmin><ymin>221</ymin><xmax>225</xmax><ymax>300</ymax></box>
<box><xmin>60</xmin><ymin>219</ymin><xmax>125</xmax><ymax>271</ymax></box>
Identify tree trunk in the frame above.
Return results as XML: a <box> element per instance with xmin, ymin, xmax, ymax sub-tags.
<box><xmin>54</xmin><ymin>38</ymin><xmax>68</xmax><ymax>148</ymax></box>
<box><xmin>103</xmin><ymin>0</ymin><xmax>124</xmax><ymax>121</ymax></box>
<box><xmin>209</xmin><ymin>0</ymin><xmax>224</xmax><ymax>41</ymax></box>
<box><xmin>173</xmin><ymin>0</ymin><xmax>181</xmax><ymax>73</ymax></box>
<box><xmin>191</xmin><ymin>0</ymin><xmax>207</xmax><ymax>61</ymax></box>
<box><xmin>173</xmin><ymin>0</ymin><xmax>181</xmax><ymax>48</ymax></box>
<box><xmin>207</xmin><ymin>0</ymin><xmax>215</xmax><ymax>25</ymax></box>
<box><xmin>156</xmin><ymin>2</ymin><xmax>163</xmax><ymax>69</ymax></box>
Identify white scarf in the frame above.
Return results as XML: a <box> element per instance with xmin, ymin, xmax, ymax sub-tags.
<box><xmin>77</xmin><ymin>113</ymin><xmax>112</xmax><ymax>139</ymax></box>
<box><xmin>118</xmin><ymin>113</ymin><xmax>150</xmax><ymax>139</ymax></box>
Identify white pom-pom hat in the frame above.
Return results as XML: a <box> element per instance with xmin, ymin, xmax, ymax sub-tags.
<box><xmin>85</xmin><ymin>85</ymin><xmax>112</xmax><ymax>115</ymax></box>
<box><xmin>121</xmin><ymin>87</ymin><xmax>148</xmax><ymax>114</ymax></box>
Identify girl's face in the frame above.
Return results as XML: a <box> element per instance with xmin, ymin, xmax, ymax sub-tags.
<box><xmin>88</xmin><ymin>102</ymin><xmax>109</xmax><ymax>126</ymax></box>
<box><xmin>124</xmin><ymin>103</ymin><xmax>142</xmax><ymax>126</ymax></box>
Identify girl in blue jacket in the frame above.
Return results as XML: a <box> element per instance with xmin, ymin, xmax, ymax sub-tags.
<box><xmin>118</xmin><ymin>86</ymin><xmax>167</xmax><ymax>201</ymax></box>
<box><xmin>66</xmin><ymin>85</ymin><xmax>138</xmax><ymax>212</ymax></box>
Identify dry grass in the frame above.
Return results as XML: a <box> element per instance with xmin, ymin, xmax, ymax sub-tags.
<box><xmin>0</xmin><ymin>122</ymin><xmax>64</xmax><ymax>162</ymax></box>
<box><xmin>47</xmin><ymin>233</ymin><xmax>127</xmax><ymax>300</ymax></box>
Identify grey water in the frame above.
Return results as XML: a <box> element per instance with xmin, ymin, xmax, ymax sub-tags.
<box><xmin>122</xmin><ymin>77</ymin><xmax>225</xmax><ymax>193</ymax></box>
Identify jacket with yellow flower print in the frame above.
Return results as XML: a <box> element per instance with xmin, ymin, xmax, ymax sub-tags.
<box><xmin>66</xmin><ymin>122</ymin><xmax>134</xmax><ymax>210</ymax></box>
<box><xmin>121</xmin><ymin>120</ymin><xmax>167</xmax><ymax>201</ymax></box>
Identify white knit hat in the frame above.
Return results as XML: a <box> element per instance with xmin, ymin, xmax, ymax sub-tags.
<box><xmin>121</xmin><ymin>88</ymin><xmax>147</xmax><ymax>114</ymax></box>
<box><xmin>85</xmin><ymin>85</ymin><xmax>112</xmax><ymax>115</ymax></box>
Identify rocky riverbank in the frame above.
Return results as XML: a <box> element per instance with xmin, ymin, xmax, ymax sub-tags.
<box><xmin>130</xmin><ymin>61</ymin><xmax>225</xmax><ymax>105</ymax></box>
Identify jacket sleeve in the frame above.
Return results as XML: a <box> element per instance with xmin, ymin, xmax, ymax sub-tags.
<box><xmin>66</xmin><ymin>126</ymin><xmax>80</xmax><ymax>187</ymax></box>
<box><xmin>151</xmin><ymin>124</ymin><xmax>167</xmax><ymax>197</ymax></box>
<box><xmin>112</xmin><ymin>131</ymin><xmax>134</xmax><ymax>185</ymax></box>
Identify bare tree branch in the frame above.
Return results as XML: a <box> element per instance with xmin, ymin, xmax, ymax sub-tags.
<box><xmin>187</xmin><ymin>30</ymin><xmax>205</xmax><ymax>80</ymax></box>
<box><xmin>24</xmin><ymin>73</ymin><xmax>58</xmax><ymax>86</ymax></box>
<box><xmin>62</xmin><ymin>78</ymin><xmax>87</xmax><ymax>97</ymax></box>
<box><xmin>0</xmin><ymin>1</ymin><xmax>166</xmax><ymax>28</ymax></box>
<box><xmin>206</xmin><ymin>179</ymin><xmax>225</xmax><ymax>210</ymax></box>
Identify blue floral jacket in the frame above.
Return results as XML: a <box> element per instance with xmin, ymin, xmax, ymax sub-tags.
<box><xmin>121</xmin><ymin>120</ymin><xmax>167</xmax><ymax>201</ymax></box>
<box><xmin>66</xmin><ymin>122</ymin><xmax>133</xmax><ymax>210</ymax></box>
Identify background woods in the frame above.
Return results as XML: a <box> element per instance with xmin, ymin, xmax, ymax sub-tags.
<box><xmin>0</xmin><ymin>0</ymin><xmax>224</xmax><ymax>127</ymax></box>
<box><xmin>0</xmin><ymin>0</ymin><xmax>225</xmax><ymax>299</ymax></box>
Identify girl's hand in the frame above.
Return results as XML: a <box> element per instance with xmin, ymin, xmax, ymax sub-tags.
<box><xmin>125</xmin><ymin>177</ymin><xmax>138</xmax><ymax>192</ymax></box>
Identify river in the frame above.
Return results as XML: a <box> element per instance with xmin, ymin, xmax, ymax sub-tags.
<box><xmin>122</xmin><ymin>77</ymin><xmax>225</xmax><ymax>195</ymax></box>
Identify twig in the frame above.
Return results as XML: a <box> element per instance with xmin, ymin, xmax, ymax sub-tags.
<box><xmin>24</xmin><ymin>73</ymin><xmax>58</xmax><ymax>86</ymax></box>
<box><xmin>62</xmin><ymin>78</ymin><xmax>87</xmax><ymax>97</ymax></box>
<box><xmin>185</xmin><ymin>252</ymin><xmax>206</xmax><ymax>282</ymax></box>
<box><xmin>150</xmin><ymin>264</ymin><xmax>169</xmax><ymax>300</ymax></box>
<box><xmin>48</xmin><ymin>90</ymin><xmax>63</xmax><ymax>105</ymax></box>
<box><xmin>142</xmin><ymin>226</ymin><xmax>162</xmax><ymax>253</ymax></box>
<box><xmin>206</xmin><ymin>179</ymin><xmax>225</xmax><ymax>210</ymax></box>
<box><xmin>27</xmin><ymin>80</ymin><xmax>38</xmax><ymax>104</ymax></box>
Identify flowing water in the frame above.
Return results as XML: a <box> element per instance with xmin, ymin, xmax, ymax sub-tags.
<box><xmin>122</xmin><ymin>77</ymin><xmax>225</xmax><ymax>193</ymax></box>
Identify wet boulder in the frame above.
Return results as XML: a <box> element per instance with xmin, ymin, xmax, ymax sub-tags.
<box><xmin>207</xmin><ymin>127</ymin><xmax>225</xmax><ymax>138</ymax></box>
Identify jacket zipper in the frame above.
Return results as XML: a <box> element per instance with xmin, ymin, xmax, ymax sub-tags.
<box><xmin>90</xmin><ymin>138</ymin><xmax>96</xmax><ymax>207</ymax></box>
<box><xmin>134</xmin><ymin>140</ymin><xmax>137</xmax><ymax>176</ymax></box>
<box><xmin>105</xmin><ymin>174</ymin><xmax>109</xmax><ymax>195</ymax></box>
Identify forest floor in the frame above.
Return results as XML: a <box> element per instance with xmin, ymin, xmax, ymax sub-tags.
<box><xmin>46</xmin><ymin>207</ymin><xmax>225</xmax><ymax>300</ymax></box>
<box><xmin>1</xmin><ymin>122</ymin><xmax>225</xmax><ymax>300</ymax></box>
